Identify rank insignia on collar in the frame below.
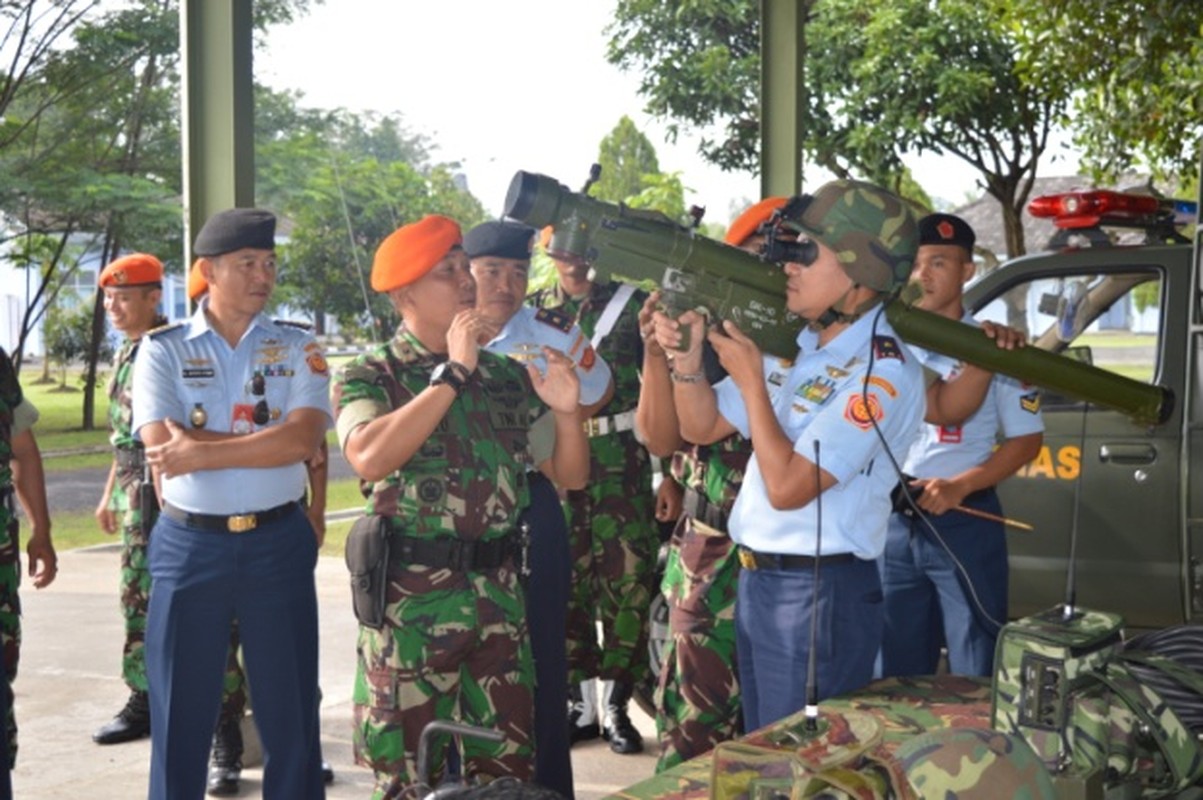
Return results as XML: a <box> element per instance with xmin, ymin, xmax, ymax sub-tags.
<box><xmin>872</xmin><ymin>335</ymin><xmax>904</xmax><ymax>362</ymax></box>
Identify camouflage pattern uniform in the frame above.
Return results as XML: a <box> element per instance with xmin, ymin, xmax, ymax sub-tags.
<box><xmin>105</xmin><ymin>324</ymin><xmax>248</xmax><ymax>717</ymax></box>
<box><xmin>0</xmin><ymin>349</ymin><xmax>23</xmax><ymax>766</ymax></box>
<box><xmin>105</xmin><ymin>319</ymin><xmax>161</xmax><ymax>692</ymax></box>
<box><xmin>332</xmin><ymin>327</ymin><xmax>540</xmax><ymax>798</ymax></box>
<box><xmin>529</xmin><ymin>280</ymin><xmax>657</xmax><ymax>685</ymax></box>
<box><xmin>654</xmin><ymin>436</ymin><xmax>750</xmax><ymax>772</ymax></box>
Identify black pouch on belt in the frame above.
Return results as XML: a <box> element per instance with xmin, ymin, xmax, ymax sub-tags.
<box><xmin>345</xmin><ymin>514</ymin><xmax>391</xmax><ymax>629</ymax></box>
<box><xmin>139</xmin><ymin>462</ymin><xmax>160</xmax><ymax>537</ymax></box>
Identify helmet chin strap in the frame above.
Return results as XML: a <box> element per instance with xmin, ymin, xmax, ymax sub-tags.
<box><xmin>806</xmin><ymin>285</ymin><xmax>885</xmax><ymax>330</ymax></box>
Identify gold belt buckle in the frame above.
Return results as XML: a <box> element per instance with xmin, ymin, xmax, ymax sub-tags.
<box><xmin>737</xmin><ymin>547</ymin><xmax>757</xmax><ymax>570</ymax></box>
<box><xmin>583</xmin><ymin>417</ymin><xmax>601</xmax><ymax>437</ymax></box>
<box><xmin>227</xmin><ymin>514</ymin><xmax>257</xmax><ymax>533</ymax></box>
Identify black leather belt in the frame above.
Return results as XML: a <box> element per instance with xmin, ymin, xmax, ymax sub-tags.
<box><xmin>682</xmin><ymin>488</ymin><xmax>729</xmax><ymax>531</ymax></box>
<box><xmin>114</xmin><ymin>447</ymin><xmax>145</xmax><ymax>471</ymax></box>
<box><xmin>737</xmin><ymin>546</ymin><xmax>858</xmax><ymax>571</ymax></box>
<box><xmin>162</xmin><ymin>500</ymin><xmax>299</xmax><ymax>533</ymax></box>
<box><xmin>391</xmin><ymin>532</ymin><xmax>518</xmax><ymax>571</ymax></box>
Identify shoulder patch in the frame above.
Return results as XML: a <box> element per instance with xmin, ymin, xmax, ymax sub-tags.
<box><xmin>146</xmin><ymin>321</ymin><xmax>185</xmax><ymax>339</ymax></box>
<box><xmin>274</xmin><ymin>318</ymin><xmax>313</xmax><ymax>332</ymax></box>
<box><xmin>534</xmin><ymin>307</ymin><xmax>573</xmax><ymax>333</ymax></box>
<box><xmin>1020</xmin><ymin>391</ymin><xmax>1041</xmax><ymax>414</ymax></box>
<box><xmin>872</xmin><ymin>335</ymin><xmax>905</xmax><ymax>362</ymax></box>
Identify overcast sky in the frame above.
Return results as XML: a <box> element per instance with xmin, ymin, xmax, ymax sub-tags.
<box><xmin>255</xmin><ymin>0</ymin><xmax>1078</xmax><ymax>224</ymax></box>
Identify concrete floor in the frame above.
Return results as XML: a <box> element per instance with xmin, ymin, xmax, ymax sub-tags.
<box><xmin>11</xmin><ymin>545</ymin><xmax>658</xmax><ymax>799</ymax></box>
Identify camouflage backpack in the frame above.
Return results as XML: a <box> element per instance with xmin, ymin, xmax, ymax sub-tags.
<box><xmin>992</xmin><ymin>606</ymin><xmax>1203</xmax><ymax>797</ymax></box>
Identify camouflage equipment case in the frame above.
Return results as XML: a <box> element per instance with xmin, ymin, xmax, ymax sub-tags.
<box><xmin>990</xmin><ymin>606</ymin><xmax>1123</xmax><ymax>776</ymax></box>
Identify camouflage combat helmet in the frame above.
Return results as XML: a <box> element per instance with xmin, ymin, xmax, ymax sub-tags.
<box><xmin>895</xmin><ymin>727</ymin><xmax>1056</xmax><ymax>799</ymax></box>
<box><xmin>783</xmin><ymin>179</ymin><xmax>920</xmax><ymax>294</ymax></box>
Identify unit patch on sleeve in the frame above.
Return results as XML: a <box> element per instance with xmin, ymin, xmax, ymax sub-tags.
<box><xmin>1020</xmin><ymin>391</ymin><xmax>1041</xmax><ymax>414</ymax></box>
<box><xmin>844</xmin><ymin>393</ymin><xmax>884</xmax><ymax>430</ymax></box>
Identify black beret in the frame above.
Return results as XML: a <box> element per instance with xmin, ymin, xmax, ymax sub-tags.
<box><xmin>193</xmin><ymin>208</ymin><xmax>277</xmax><ymax>257</ymax></box>
<box><xmin>463</xmin><ymin>220</ymin><xmax>535</xmax><ymax>261</ymax></box>
<box><xmin>918</xmin><ymin>213</ymin><xmax>975</xmax><ymax>253</ymax></box>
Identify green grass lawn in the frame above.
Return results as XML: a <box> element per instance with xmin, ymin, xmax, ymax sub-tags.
<box><xmin>46</xmin><ymin>475</ymin><xmax>363</xmax><ymax>557</ymax></box>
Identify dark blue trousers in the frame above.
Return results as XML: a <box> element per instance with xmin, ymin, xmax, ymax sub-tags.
<box><xmin>735</xmin><ymin>557</ymin><xmax>882</xmax><ymax>732</ymax></box>
<box><xmin>145</xmin><ymin>506</ymin><xmax>324</xmax><ymax>800</ymax></box>
<box><xmin>880</xmin><ymin>490</ymin><xmax>1008</xmax><ymax>678</ymax></box>
<box><xmin>523</xmin><ymin>472</ymin><xmax>574</xmax><ymax>798</ymax></box>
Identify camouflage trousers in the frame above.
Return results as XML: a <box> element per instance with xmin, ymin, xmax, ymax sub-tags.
<box><xmin>354</xmin><ymin>562</ymin><xmax>534</xmax><ymax>798</ymax></box>
<box><xmin>118</xmin><ymin>509</ymin><xmax>152</xmax><ymax>692</ymax></box>
<box><xmin>117</xmin><ymin>510</ymin><xmax>248</xmax><ymax>718</ymax></box>
<box><xmin>0</xmin><ymin>505</ymin><xmax>19</xmax><ymax>768</ymax></box>
<box><xmin>564</xmin><ymin>445</ymin><xmax>658</xmax><ymax>684</ymax></box>
<box><xmin>654</xmin><ymin>516</ymin><xmax>741</xmax><ymax>772</ymax></box>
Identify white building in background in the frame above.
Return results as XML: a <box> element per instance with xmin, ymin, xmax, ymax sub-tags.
<box><xmin>0</xmin><ymin>251</ymin><xmax>188</xmax><ymax>359</ymax></box>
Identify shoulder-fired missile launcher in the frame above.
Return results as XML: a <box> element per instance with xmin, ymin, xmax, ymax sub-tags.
<box><xmin>504</xmin><ymin>170</ymin><xmax>1172</xmax><ymax>427</ymax></box>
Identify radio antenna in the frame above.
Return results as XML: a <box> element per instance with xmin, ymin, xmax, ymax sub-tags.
<box><xmin>804</xmin><ymin>439</ymin><xmax>822</xmax><ymax>731</ymax></box>
<box><xmin>1061</xmin><ymin>398</ymin><xmax>1090</xmax><ymax>621</ymax></box>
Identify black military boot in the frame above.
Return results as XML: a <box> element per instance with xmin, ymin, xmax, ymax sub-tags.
<box><xmin>92</xmin><ymin>689</ymin><xmax>151</xmax><ymax>745</ymax></box>
<box><xmin>601</xmin><ymin>679</ymin><xmax>643</xmax><ymax>754</ymax></box>
<box><xmin>567</xmin><ymin>680</ymin><xmax>600</xmax><ymax>745</ymax></box>
<box><xmin>206</xmin><ymin>715</ymin><xmax>243</xmax><ymax>797</ymax></box>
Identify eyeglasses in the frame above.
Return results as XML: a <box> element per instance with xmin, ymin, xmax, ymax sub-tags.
<box><xmin>248</xmin><ymin>372</ymin><xmax>270</xmax><ymax>426</ymax></box>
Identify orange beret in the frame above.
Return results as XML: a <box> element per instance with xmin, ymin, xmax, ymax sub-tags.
<box><xmin>724</xmin><ymin>197</ymin><xmax>789</xmax><ymax>246</ymax></box>
<box><xmin>371</xmin><ymin>215</ymin><xmax>463</xmax><ymax>292</ymax></box>
<box><xmin>98</xmin><ymin>253</ymin><xmax>163</xmax><ymax>288</ymax></box>
<box><xmin>187</xmin><ymin>259</ymin><xmax>208</xmax><ymax>301</ymax></box>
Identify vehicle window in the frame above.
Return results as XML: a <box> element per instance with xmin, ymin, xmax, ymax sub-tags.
<box><xmin>973</xmin><ymin>270</ymin><xmax>1161</xmax><ymax>397</ymax></box>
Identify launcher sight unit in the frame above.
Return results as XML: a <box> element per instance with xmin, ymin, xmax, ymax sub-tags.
<box><xmin>504</xmin><ymin>169</ymin><xmax>805</xmax><ymax>358</ymax></box>
<box><xmin>503</xmin><ymin>169</ymin><xmax>1172</xmax><ymax>427</ymax></box>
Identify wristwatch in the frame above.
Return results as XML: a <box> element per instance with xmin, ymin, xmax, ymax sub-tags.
<box><xmin>429</xmin><ymin>360</ymin><xmax>472</xmax><ymax>394</ymax></box>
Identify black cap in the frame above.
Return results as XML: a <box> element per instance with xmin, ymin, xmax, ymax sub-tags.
<box><xmin>918</xmin><ymin>213</ymin><xmax>975</xmax><ymax>253</ymax></box>
<box><xmin>463</xmin><ymin>220</ymin><xmax>535</xmax><ymax>260</ymax></box>
<box><xmin>193</xmin><ymin>208</ymin><xmax>277</xmax><ymax>257</ymax></box>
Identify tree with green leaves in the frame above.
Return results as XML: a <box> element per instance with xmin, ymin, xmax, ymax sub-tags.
<box><xmin>1003</xmin><ymin>0</ymin><xmax>1203</xmax><ymax>183</ymax></box>
<box><xmin>608</xmin><ymin>0</ymin><xmax>1201</xmax><ymax>261</ymax></box>
<box><xmin>261</xmin><ymin>100</ymin><xmax>487</xmax><ymax>339</ymax></box>
<box><xmin>594</xmin><ymin>115</ymin><xmax>662</xmax><ymax>202</ymax></box>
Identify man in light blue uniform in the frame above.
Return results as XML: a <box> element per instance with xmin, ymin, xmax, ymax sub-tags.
<box><xmin>881</xmin><ymin>213</ymin><xmax>1044</xmax><ymax>678</ymax></box>
<box><xmin>650</xmin><ymin>182</ymin><xmax>925</xmax><ymax>732</ymax></box>
<box><xmin>464</xmin><ymin>219</ymin><xmax>612</xmax><ymax>798</ymax></box>
<box><xmin>133</xmin><ymin>208</ymin><xmax>329</xmax><ymax>800</ymax></box>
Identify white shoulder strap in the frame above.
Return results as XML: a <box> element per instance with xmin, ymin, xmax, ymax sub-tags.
<box><xmin>590</xmin><ymin>283</ymin><xmax>638</xmax><ymax>349</ymax></box>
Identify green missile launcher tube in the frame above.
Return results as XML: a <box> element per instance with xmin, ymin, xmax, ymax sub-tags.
<box><xmin>884</xmin><ymin>290</ymin><xmax>1172</xmax><ymax>427</ymax></box>
<box><xmin>505</xmin><ymin>170</ymin><xmax>805</xmax><ymax>357</ymax></box>
<box><xmin>504</xmin><ymin>169</ymin><xmax>1173</xmax><ymax>427</ymax></box>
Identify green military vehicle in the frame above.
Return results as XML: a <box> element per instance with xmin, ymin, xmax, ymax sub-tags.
<box><xmin>960</xmin><ymin>188</ymin><xmax>1200</xmax><ymax>631</ymax></box>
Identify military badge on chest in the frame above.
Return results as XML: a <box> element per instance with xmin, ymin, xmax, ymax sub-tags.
<box><xmin>796</xmin><ymin>375</ymin><xmax>837</xmax><ymax>406</ymax></box>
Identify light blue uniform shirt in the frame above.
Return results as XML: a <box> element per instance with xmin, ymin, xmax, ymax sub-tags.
<box><xmin>716</xmin><ymin>312</ymin><xmax>925</xmax><ymax>559</ymax></box>
<box><xmin>484</xmin><ymin>306</ymin><xmax>613</xmax><ymax>406</ymax></box>
<box><xmin>904</xmin><ymin>312</ymin><xmax>1044</xmax><ymax>479</ymax></box>
<box><xmin>131</xmin><ymin>302</ymin><xmax>332</xmax><ymax>514</ymax></box>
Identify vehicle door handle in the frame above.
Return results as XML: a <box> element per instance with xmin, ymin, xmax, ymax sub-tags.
<box><xmin>1099</xmin><ymin>443</ymin><xmax>1156</xmax><ymax>465</ymax></box>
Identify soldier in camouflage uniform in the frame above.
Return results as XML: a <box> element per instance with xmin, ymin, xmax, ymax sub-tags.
<box><xmin>333</xmin><ymin>215</ymin><xmax>588</xmax><ymax>797</ymax></box>
<box><xmin>0</xmin><ymin>345</ymin><xmax>57</xmax><ymax>771</ymax></box>
<box><xmin>92</xmin><ymin>254</ymin><xmax>168</xmax><ymax>745</ymax></box>
<box><xmin>635</xmin><ymin>199</ymin><xmax>786</xmax><ymax>771</ymax></box>
<box><xmin>530</xmin><ymin>230</ymin><xmax>658</xmax><ymax>754</ymax></box>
